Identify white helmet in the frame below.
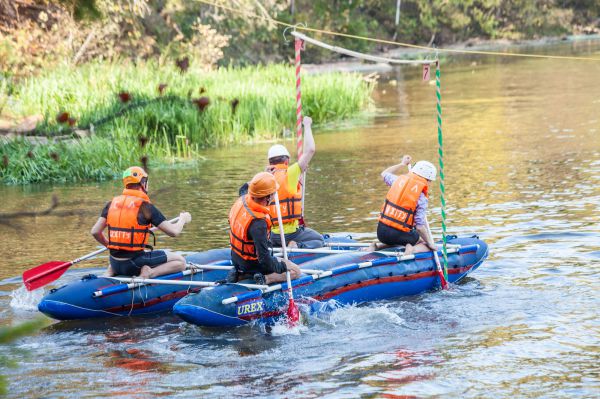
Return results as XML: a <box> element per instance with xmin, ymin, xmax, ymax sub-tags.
<box><xmin>411</xmin><ymin>161</ymin><xmax>437</xmax><ymax>181</ymax></box>
<box><xmin>267</xmin><ymin>144</ymin><xmax>290</xmax><ymax>160</ymax></box>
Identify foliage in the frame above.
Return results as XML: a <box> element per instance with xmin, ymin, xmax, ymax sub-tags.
<box><xmin>0</xmin><ymin>136</ymin><xmax>141</xmax><ymax>184</ymax></box>
<box><xmin>195</xmin><ymin>0</ymin><xmax>600</xmax><ymax>64</ymax></box>
<box><xmin>2</xmin><ymin>0</ymin><xmax>599</xmax><ymax>76</ymax></box>
<box><xmin>1</xmin><ymin>62</ymin><xmax>373</xmax><ymax>184</ymax></box>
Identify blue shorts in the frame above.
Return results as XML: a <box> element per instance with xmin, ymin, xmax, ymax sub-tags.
<box><xmin>109</xmin><ymin>250</ymin><xmax>168</xmax><ymax>276</ymax></box>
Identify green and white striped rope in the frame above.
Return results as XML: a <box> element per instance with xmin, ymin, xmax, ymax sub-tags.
<box><xmin>435</xmin><ymin>59</ymin><xmax>449</xmax><ymax>280</ymax></box>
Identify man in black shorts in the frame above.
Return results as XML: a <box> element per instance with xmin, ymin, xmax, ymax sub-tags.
<box><xmin>229</xmin><ymin>172</ymin><xmax>301</xmax><ymax>285</ymax></box>
<box><xmin>90</xmin><ymin>166</ymin><xmax>192</xmax><ymax>278</ymax></box>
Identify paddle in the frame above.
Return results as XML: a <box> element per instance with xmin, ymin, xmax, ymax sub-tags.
<box><xmin>273</xmin><ymin>191</ymin><xmax>300</xmax><ymax>326</ymax></box>
<box><xmin>22</xmin><ymin>217</ymin><xmax>179</xmax><ymax>291</ymax></box>
<box><xmin>407</xmin><ymin>163</ymin><xmax>448</xmax><ymax>289</ymax></box>
<box><xmin>424</xmin><ymin>215</ymin><xmax>449</xmax><ymax>290</ymax></box>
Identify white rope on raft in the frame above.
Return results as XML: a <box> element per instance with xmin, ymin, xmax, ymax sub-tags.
<box><xmin>291</xmin><ymin>31</ymin><xmax>435</xmax><ymax>65</ymax></box>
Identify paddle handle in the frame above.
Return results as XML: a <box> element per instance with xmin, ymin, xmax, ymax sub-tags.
<box><xmin>273</xmin><ymin>192</ymin><xmax>288</xmax><ymax>261</ymax></box>
<box><xmin>424</xmin><ymin>215</ymin><xmax>449</xmax><ymax>290</ymax></box>
<box><xmin>73</xmin><ymin>247</ymin><xmax>108</xmax><ymax>264</ymax></box>
<box><xmin>78</xmin><ymin>217</ymin><xmax>180</xmax><ymax>264</ymax></box>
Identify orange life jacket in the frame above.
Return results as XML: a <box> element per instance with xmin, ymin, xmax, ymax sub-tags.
<box><xmin>268</xmin><ymin>164</ymin><xmax>303</xmax><ymax>225</ymax></box>
<box><xmin>379</xmin><ymin>172</ymin><xmax>429</xmax><ymax>232</ymax></box>
<box><xmin>106</xmin><ymin>189</ymin><xmax>153</xmax><ymax>252</ymax></box>
<box><xmin>229</xmin><ymin>194</ymin><xmax>273</xmax><ymax>261</ymax></box>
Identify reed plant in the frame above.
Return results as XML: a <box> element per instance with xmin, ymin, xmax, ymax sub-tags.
<box><xmin>1</xmin><ymin>61</ymin><xmax>373</xmax><ymax>184</ymax></box>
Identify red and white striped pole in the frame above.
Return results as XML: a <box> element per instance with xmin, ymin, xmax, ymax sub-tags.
<box><xmin>295</xmin><ymin>37</ymin><xmax>306</xmax><ymax>223</ymax></box>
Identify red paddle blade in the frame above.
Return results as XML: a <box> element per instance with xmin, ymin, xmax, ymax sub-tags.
<box><xmin>22</xmin><ymin>260</ymin><xmax>71</xmax><ymax>291</ymax></box>
<box><xmin>287</xmin><ymin>298</ymin><xmax>300</xmax><ymax>327</ymax></box>
<box><xmin>438</xmin><ymin>270</ymin><xmax>449</xmax><ymax>290</ymax></box>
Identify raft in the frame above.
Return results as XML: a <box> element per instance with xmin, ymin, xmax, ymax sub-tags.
<box><xmin>38</xmin><ymin>237</ymin><xmax>356</xmax><ymax>320</ymax></box>
<box><xmin>172</xmin><ymin>236</ymin><xmax>488</xmax><ymax>327</ymax></box>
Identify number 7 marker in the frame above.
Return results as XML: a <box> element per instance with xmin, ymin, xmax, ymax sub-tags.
<box><xmin>423</xmin><ymin>64</ymin><xmax>430</xmax><ymax>81</ymax></box>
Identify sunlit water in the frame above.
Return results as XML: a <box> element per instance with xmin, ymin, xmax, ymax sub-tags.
<box><xmin>1</xmin><ymin>39</ymin><xmax>599</xmax><ymax>398</ymax></box>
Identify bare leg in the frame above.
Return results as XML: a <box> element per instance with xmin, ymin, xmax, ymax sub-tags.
<box><xmin>138</xmin><ymin>251</ymin><xmax>186</xmax><ymax>279</ymax></box>
<box><xmin>366</xmin><ymin>241</ymin><xmax>391</xmax><ymax>252</ymax></box>
<box><xmin>408</xmin><ymin>240</ymin><xmax>431</xmax><ymax>254</ymax></box>
<box><xmin>264</xmin><ymin>264</ymin><xmax>301</xmax><ymax>284</ymax></box>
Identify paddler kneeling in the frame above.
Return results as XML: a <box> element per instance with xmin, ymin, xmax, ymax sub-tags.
<box><xmin>265</xmin><ymin>116</ymin><xmax>324</xmax><ymax>249</ymax></box>
<box><xmin>229</xmin><ymin>172</ymin><xmax>301</xmax><ymax>285</ymax></box>
<box><xmin>370</xmin><ymin>155</ymin><xmax>438</xmax><ymax>255</ymax></box>
<box><xmin>90</xmin><ymin>166</ymin><xmax>192</xmax><ymax>279</ymax></box>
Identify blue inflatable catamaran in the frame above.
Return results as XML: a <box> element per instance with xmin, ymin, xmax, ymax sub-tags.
<box><xmin>173</xmin><ymin>236</ymin><xmax>488</xmax><ymax>327</ymax></box>
<box><xmin>37</xmin><ymin>236</ymin><xmax>487</xmax><ymax>324</ymax></box>
<box><xmin>37</xmin><ymin>237</ymin><xmax>355</xmax><ymax>320</ymax></box>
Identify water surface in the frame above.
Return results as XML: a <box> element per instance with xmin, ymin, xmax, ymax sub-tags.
<box><xmin>1</xmin><ymin>39</ymin><xmax>599</xmax><ymax>398</ymax></box>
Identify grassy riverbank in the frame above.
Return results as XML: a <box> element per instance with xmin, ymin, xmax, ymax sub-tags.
<box><xmin>0</xmin><ymin>62</ymin><xmax>373</xmax><ymax>184</ymax></box>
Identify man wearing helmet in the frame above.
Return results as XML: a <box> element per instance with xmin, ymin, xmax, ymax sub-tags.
<box><xmin>90</xmin><ymin>166</ymin><xmax>192</xmax><ymax>278</ymax></box>
<box><xmin>229</xmin><ymin>172</ymin><xmax>301</xmax><ymax>285</ymax></box>
<box><xmin>265</xmin><ymin>116</ymin><xmax>324</xmax><ymax>249</ymax></box>
<box><xmin>371</xmin><ymin>155</ymin><xmax>438</xmax><ymax>255</ymax></box>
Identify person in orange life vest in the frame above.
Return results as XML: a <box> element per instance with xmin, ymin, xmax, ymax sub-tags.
<box><xmin>90</xmin><ymin>166</ymin><xmax>192</xmax><ymax>279</ymax></box>
<box><xmin>229</xmin><ymin>172</ymin><xmax>301</xmax><ymax>285</ymax></box>
<box><xmin>266</xmin><ymin>116</ymin><xmax>324</xmax><ymax>249</ymax></box>
<box><xmin>370</xmin><ymin>155</ymin><xmax>438</xmax><ymax>255</ymax></box>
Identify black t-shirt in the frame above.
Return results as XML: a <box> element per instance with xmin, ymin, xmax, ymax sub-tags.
<box><xmin>231</xmin><ymin>218</ymin><xmax>286</xmax><ymax>275</ymax></box>
<box><xmin>101</xmin><ymin>200</ymin><xmax>167</xmax><ymax>258</ymax></box>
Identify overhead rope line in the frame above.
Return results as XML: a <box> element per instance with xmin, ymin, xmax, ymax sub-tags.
<box><xmin>196</xmin><ymin>0</ymin><xmax>600</xmax><ymax>62</ymax></box>
<box><xmin>291</xmin><ymin>31</ymin><xmax>435</xmax><ymax>64</ymax></box>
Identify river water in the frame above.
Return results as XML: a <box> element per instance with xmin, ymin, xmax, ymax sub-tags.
<box><xmin>1</xmin><ymin>39</ymin><xmax>599</xmax><ymax>398</ymax></box>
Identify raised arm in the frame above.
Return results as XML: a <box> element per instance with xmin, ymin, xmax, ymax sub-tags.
<box><xmin>381</xmin><ymin>155</ymin><xmax>412</xmax><ymax>178</ymax></box>
<box><xmin>298</xmin><ymin>116</ymin><xmax>315</xmax><ymax>172</ymax></box>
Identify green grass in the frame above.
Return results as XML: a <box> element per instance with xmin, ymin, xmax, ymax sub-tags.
<box><xmin>0</xmin><ymin>137</ymin><xmax>142</xmax><ymax>184</ymax></box>
<box><xmin>1</xmin><ymin>61</ymin><xmax>374</xmax><ymax>184</ymax></box>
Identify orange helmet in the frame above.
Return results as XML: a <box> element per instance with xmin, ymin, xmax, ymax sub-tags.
<box><xmin>122</xmin><ymin>166</ymin><xmax>148</xmax><ymax>187</ymax></box>
<box><xmin>248</xmin><ymin>172</ymin><xmax>279</xmax><ymax>198</ymax></box>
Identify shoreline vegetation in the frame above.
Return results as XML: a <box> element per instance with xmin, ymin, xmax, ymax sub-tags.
<box><xmin>0</xmin><ymin>63</ymin><xmax>373</xmax><ymax>184</ymax></box>
<box><xmin>1</xmin><ymin>1</ymin><xmax>599</xmax><ymax>185</ymax></box>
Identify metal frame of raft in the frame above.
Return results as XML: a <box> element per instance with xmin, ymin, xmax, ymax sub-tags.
<box><xmin>222</xmin><ymin>245</ymin><xmax>466</xmax><ymax>305</ymax></box>
<box><xmin>92</xmin><ymin>260</ymin><xmax>234</xmax><ymax>298</ymax></box>
<box><xmin>36</xmin><ymin>238</ymin><xmax>360</xmax><ymax>320</ymax></box>
<box><xmin>90</xmin><ymin>245</ymin><xmax>462</xmax><ymax>298</ymax></box>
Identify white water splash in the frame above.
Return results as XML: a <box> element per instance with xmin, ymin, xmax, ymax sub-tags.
<box><xmin>9</xmin><ymin>286</ymin><xmax>45</xmax><ymax>311</ymax></box>
<box><xmin>269</xmin><ymin>317</ymin><xmax>308</xmax><ymax>336</ymax></box>
<box><xmin>327</xmin><ymin>303</ymin><xmax>406</xmax><ymax>327</ymax></box>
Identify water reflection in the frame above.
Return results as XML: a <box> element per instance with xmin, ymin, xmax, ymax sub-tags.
<box><xmin>2</xmin><ymin>39</ymin><xmax>600</xmax><ymax>398</ymax></box>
